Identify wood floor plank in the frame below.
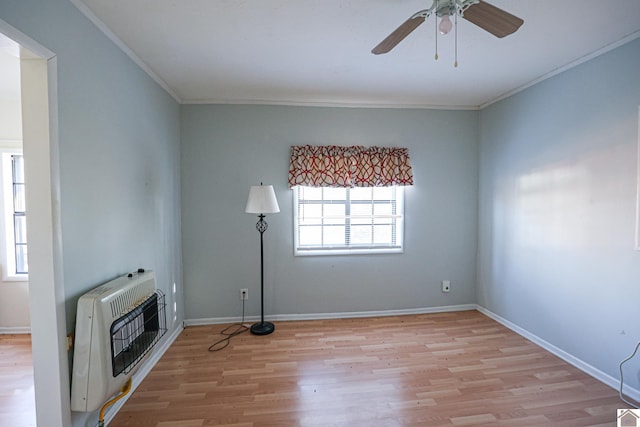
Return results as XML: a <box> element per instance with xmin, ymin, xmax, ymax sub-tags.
<box><xmin>0</xmin><ymin>334</ymin><xmax>36</xmax><ymax>427</ymax></box>
<box><xmin>109</xmin><ymin>311</ymin><xmax>630</xmax><ymax>426</ymax></box>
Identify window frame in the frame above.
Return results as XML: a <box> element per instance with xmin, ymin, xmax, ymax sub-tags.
<box><xmin>293</xmin><ymin>185</ymin><xmax>405</xmax><ymax>256</ymax></box>
<box><xmin>1</xmin><ymin>149</ymin><xmax>28</xmax><ymax>281</ymax></box>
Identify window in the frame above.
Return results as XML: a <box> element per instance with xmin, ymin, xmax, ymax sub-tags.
<box><xmin>1</xmin><ymin>152</ymin><xmax>28</xmax><ymax>279</ymax></box>
<box><xmin>288</xmin><ymin>145</ymin><xmax>413</xmax><ymax>256</ymax></box>
<box><xmin>294</xmin><ymin>185</ymin><xmax>404</xmax><ymax>255</ymax></box>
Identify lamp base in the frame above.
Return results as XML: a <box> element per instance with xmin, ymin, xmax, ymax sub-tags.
<box><xmin>250</xmin><ymin>321</ymin><xmax>275</xmax><ymax>335</ymax></box>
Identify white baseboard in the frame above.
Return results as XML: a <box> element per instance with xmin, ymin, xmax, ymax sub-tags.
<box><xmin>184</xmin><ymin>304</ymin><xmax>477</xmax><ymax>327</ymax></box>
<box><xmin>185</xmin><ymin>315</ymin><xmax>260</xmax><ymax>327</ymax></box>
<box><xmin>0</xmin><ymin>326</ymin><xmax>30</xmax><ymax>334</ymax></box>
<box><xmin>476</xmin><ymin>305</ymin><xmax>640</xmax><ymax>405</ymax></box>
<box><xmin>102</xmin><ymin>323</ymin><xmax>184</xmax><ymax>426</ymax></box>
<box><xmin>275</xmin><ymin>304</ymin><xmax>477</xmax><ymax>322</ymax></box>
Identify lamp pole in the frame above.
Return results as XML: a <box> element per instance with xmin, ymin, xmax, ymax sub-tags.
<box><xmin>251</xmin><ymin>214</ymin><xmax>274</xmax><ymax>335</ymax></box>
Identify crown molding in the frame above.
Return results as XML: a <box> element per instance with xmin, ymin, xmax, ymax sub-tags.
<box><xmin>69</xmin><ymin>0</ymin><xmax>182</xmax><ymax>104</ymax></box>
<box><xmin>182</xmin><ymin>97</ymin><xmax>481</xmax><ymax>111</ymax></box>
<box><xmin>481</xmin><ymin>30</ymin><xmax>640</xmax><ymax>109</ymax></box>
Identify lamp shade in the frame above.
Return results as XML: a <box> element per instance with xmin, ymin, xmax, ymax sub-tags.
<box><xmin>245</xmin><ymin>184</ymin><xmax>280</xmax><ymax>214</ymax></box>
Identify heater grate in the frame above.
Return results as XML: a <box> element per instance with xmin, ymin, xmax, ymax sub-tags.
<box><xmin>110</xmin><ymin>290</ymin><xmax>166</xmax><ymax>377</ymax></box>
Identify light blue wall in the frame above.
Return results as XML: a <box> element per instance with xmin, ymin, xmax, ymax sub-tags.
<box><xmin>478</xmin><ymin>38</ymin><xmax>640</xmax><ymax>390</ymax></box>
<box><xmin>181</xmin><ymin>105</ymin><xmax>479</xmax><ymax>320</ymax></box>
<box><xmin>5</xmin><ymin>0</ymin><xmax>639</xmax><ymax>420</ymax></box>
<box><xmin>0</xmin><ymin>0</ymin><xmax>183</xmax><ymax>425</ymax></box>
<box><xmin>0</xmin><ymin>0</ymin><xmax>183</xmax><ymax>327</ymax></box>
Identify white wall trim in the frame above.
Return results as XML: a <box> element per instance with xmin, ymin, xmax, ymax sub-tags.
<box><xmin>22</xmin><ymin>50</ymin><xmax>71</xmax><ymax>427</ymax></box>
<box><xmin>480</xmin><ymin>30</ymin><xmax>640</xmax><ymax>109</ymax></box>
<box><xmin>102</xmin><ymin>323</ymin><xmax>183</xmax><ymax>427</ymax></box>
<box><xmin>0</xmin><ymin>326</ymin><xmax>30</xmax><ymax>334</ymax></box>
<box><xmin>476</xmin><ymin>305</ymin><xmax>640</xmax><ymax>404</ymax></box>
<box><xmin>635</xmin><ymin>105</ymin><xmax>640</xmax><ymax>250</ymax></box>
<box><xmin>185</xmin><ymin>315</ymin><xmax>260</xmax><ymax>327</ymax></box>
<box><xmin>0</xmin><ymin>22</ymin><xmax>55</xmax><ymax>60</ymax></box>
<box><xmin>184</xmin><ymin>304</ymin><xmax>477</xmax><ymax>327</ymax></box>
<box><xmin>183</xmin><ymin>97</ymin><xmax>481</xmax><ymax>111</ymax></box>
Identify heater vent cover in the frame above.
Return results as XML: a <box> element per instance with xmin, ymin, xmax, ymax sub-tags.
<box><xmin>71</xmin><ymin>271</ymin><xmax>166</xmax><ymax>412</ymax></box>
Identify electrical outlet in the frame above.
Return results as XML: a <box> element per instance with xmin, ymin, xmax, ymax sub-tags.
<box><xmin>442</xmin><ymin>280</ymin><xmax>451</xmax><ymax>293</ymax></box>
<box><xmin>240</xmin><ymin>288</ymin><xmax>248</xmax><ymax>300</ymax></box>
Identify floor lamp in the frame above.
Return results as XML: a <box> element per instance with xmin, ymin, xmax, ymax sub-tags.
<box><xmin>245</xmin><ymin>183</ymin><xmax>280</xmax><ymax>335</ymax></box>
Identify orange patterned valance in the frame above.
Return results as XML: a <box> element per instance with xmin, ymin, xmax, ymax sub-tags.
<box><xmin>288</xmin><ymin>145</ymin><xmax>414</xmax><ymax>188</ymax></box>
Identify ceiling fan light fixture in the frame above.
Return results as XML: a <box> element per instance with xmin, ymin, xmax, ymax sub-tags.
<box><xmin>439</xmin><ymin>15</ymin><xmax>453</xmax><ymax>35</ymax></box>
<box><xmin>371</xmin><ymin>0</ymin><xmax>524</xmax><ymax>66</ymax></box>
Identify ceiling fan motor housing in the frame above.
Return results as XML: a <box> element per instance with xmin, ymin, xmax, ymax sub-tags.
<box><xmin>434</xmin><ymin>0</ymin><xmax>480</xmax><ymax>18</ymax></box>
<box><xmin>372</xmin><ymin>0</ymin><xmax>523</xmax><ymax>55</ymax></box>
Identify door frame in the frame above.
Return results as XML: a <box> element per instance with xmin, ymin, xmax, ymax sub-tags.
<box><xmin>0</xmin><ymin>19</ymin><xmax>70</xmax><ymax>427</ymax></box>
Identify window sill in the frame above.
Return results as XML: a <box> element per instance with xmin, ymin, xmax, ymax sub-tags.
<box><xmin>3</xmin><ymin>274</ymin><xmax>28</xmax><ymax>282</ymax></box>
<box><xmin>295</xmin><ymin>247</ymin><xmax>403</xmax><ymax>256</ymax></box>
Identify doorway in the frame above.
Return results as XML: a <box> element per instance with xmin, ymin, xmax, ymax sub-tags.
<box><xmin>0</xmin><ymin>22</ymin><xmax>70</xmax><ymax>427</ymax></box>
<box><xmin>0</xmin><ymin>32</ymin><xmax>34</xmax><ymax>427</ymax></box>
<box><xmin>0</xmin><ymin>38</ymin><xmax>30</xmax><ymax>329</ymax></box>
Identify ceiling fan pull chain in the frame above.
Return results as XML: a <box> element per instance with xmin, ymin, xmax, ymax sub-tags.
<box><xmin>371</xmin><ymin>0</ymin><xmax>523</xmax><ymax>61</ymax></box>
<box><xmin>434</xmin><ymin>0</ymin><xmax>439</xmax><ymax>60</ymax></box>
<box><xmin>454</xmin><ymin>9</ymin><xmax>458</xmax><ymax>67</ymax></box>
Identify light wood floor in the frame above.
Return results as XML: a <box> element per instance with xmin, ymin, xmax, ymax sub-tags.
<box><xmin>111</xmin><ymin>310</ymin><xmax>627</xmax><ymax>426</ymax></box>
<box><xmin>0</xmin><ymin>334</ymin><xmax>36</xmax><ymax>427</ymax></box>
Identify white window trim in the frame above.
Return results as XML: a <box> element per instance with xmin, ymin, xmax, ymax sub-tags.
<box><xmin>0</xmin><ymin>147</ymin><xmax>28</xmax><ymax>281</ymax></box>
<box><xmin>293</xmin><ymin>186</ymin><xmax>405</xmax><ymax>256</ymax></box>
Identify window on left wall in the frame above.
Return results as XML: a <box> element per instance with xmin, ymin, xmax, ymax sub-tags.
<box><xmin>1</xmin><ymin>151</ymin><xmax>28</xmax><ymax>280</ymax></box>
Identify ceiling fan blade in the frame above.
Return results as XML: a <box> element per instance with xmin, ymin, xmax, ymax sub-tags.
<box><xmin>462</xmin><ymin>1</ymin><xmax>523</xmax><ymax>38</ymax></box>
<box><xmin>372</xmin><ymin>15</ymin><xmax>426</xmax><ymax>55</ymax></box>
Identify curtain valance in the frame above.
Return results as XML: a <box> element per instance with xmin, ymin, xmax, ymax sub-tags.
<box><xmin>288</xmin><ymin>145</ymin><xmax>414</xmax><ymax>188</ymax></box>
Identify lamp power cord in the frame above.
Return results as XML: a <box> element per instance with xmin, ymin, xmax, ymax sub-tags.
<box><xmin>619</xmin><ymin>341</ymin><xmax>640</xmax><ymax>409</ymax></box>
<box><xmin>208</xmin><ymin>298</ymin><xmax>249</xmax><ymax>352</ymax></box>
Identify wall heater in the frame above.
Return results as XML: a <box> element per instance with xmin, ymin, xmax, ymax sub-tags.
<box><xmin>71</xmin><ymin>270</ymin><xmax>167</xmax><ymax>412</ymax></box>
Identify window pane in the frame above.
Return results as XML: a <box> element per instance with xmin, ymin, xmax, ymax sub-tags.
<box><xmin>15</xmin><ymin>244</ymin><xmax>28</xmax><ymax>274</ymax></box>
<box><xmin>351</xmin><ymin>204</ymin><xmax>372</xmax><ymax>225</ymax></box>
<box><xmin>373</xmin><ymin>186</ymin><xmax>393</xmax><ymax>200</ymax></box>
<box><xmin>12</xmin><ymin>155</ymin><xmax>24</xmax><ymax>183</ymax></box>
<box><xmin>299</xmin><ymin>203</ymin><xmax>322</xmax><ymax>225</ymax></box>
<box><xmin>323</xmin><ymin>204</ymin><xmax>345</xmax><ymax>225</ymax></box>
<box><xmin>374</xmin><ymin>217</ymin><xmax>393</xmax><ymax>226</ymax></box>
<box><xmin>13</xmin><ymin>183</ymin><xmax>26</xmax><ymax>212</ymax></box>
<box><xmin>14</xmin><ymin>215</ymin><xmax>27</xmax><ymax>244</ymax></box>
<box><xmin>374</xmin><ymin>203</ymin><xmax>392</xmax><ymax>217</ymax></box>
<box><xmin>323</xmin><ymin>225</ymin><xmax>345</xmax><ymax>245</ymax></box>
<box><xmin>350</xmin><ymin>187</ymin><xmax>372</xmax><ymax>200</ymax></box>
<box><xmin>299</xmin><ymin>225</ymin><xmax>321</xmax><ymax>246</ymax></box>
<box><xmin>350</xmin><ymin>225</ymin><xmax>372</xmax><ymax>245</ymax></box>
<box><xmin>351</xmin><ymin>203</ymin><xmax>372</xmax><ymax>217</ymax></box>
<box><xmin>373</xmin><ymin>225</ymin><xmax>392</xmax><ymax>244</ymax></box>
<box><xmin>324</xmin><ymin>187</ymin><xmax>346</xmax><ymax>200</ymax></box>
<box><xmin>300</xmin><ymin>186</ymin><xmax>322</xmax><ymax>200</ymax></box>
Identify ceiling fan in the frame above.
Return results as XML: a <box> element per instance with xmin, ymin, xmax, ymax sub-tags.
<box><xmin>372</xmin><ymin>0</ymin><xmax>524</xmax><ymax>60</ymax></box>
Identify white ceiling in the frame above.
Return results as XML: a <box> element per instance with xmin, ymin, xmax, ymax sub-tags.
<box><xmin>51</xmin><ymin>1</ymin><xmax>640</xmax><ymax>108</ymax></box>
